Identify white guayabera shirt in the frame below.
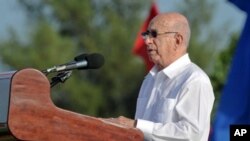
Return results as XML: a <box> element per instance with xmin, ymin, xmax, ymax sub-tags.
<box><xmin>135</xmin><ymin>54</ymin><xmax>215</xmax><ymax>141</ymax></box>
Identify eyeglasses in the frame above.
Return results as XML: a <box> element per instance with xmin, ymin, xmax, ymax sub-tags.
<box><xmin>141</xmin><ymin>30</ymin><xmax>177</xmax><ymax>39</ymax></box>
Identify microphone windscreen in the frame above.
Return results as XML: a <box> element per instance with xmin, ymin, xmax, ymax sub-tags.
<box><xmin>74</xmin><ymin>53</ymin><xmax>88</xmax><ymax>61</ymax></box>
<box><xmin>85</xmin><ymin>53</ymin><xmax>105</xmax><ymax>69</ymax></box>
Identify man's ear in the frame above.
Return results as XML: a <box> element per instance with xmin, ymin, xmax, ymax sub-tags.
<box><xmin>175</xmin><ymin>33</ymin><xmax>183</xmax><ymax>45</ymax></box>
<box><xmin>173</xmin><ymin>33</ymin><xmax>183</xmax><ymax>51</ymax></box>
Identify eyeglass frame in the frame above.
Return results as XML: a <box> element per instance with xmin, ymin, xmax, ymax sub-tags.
<box><xmin>141</xmin><ymin>30</ymin><xmax>178</xmax><ymax>40</ymax></box>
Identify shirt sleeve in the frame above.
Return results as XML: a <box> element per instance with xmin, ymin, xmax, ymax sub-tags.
<box><xmin>136</xmin><ymin>79</ymin><xmax>215</xmax><ymax>141</ymax></box>
<box><xmin>136</xmin><ymin>119</ymin><xmax>154</xmax><ymax>139</ymax></box>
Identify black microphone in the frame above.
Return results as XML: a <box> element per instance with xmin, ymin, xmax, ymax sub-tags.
<box><xmin>43</xmin><ymin>53</ymin><xmax>104</xmax><ymax>73</ymax></box>
<box><xmin>74</xmin><ymin>53</ymin><xmax>88</xmax><ymax>61</ymax></box>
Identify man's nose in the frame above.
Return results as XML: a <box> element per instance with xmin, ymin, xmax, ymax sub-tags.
<box><xmin>144</xmin><ymin>37</ymin><xmax>153</xmax><ymax>45</ymax></box>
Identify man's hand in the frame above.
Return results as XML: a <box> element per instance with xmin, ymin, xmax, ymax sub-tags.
<box><xmin>101</xmin><ymin>116</ymin><xmax>136</xmax><ymax>128</ymax></box>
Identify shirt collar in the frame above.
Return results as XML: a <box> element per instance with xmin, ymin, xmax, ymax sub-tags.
<box><xmin>149</xmin><ymin>54</ymin><xmax>191</xmax><ymax>79</ymax></box>
<box><xmin>149</xmin><ymin>65</ymin><xmax>158</xmax><ymax>77</ymax></box>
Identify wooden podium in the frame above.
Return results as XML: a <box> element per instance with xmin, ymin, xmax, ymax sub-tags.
<box><xmin>0</xmin><ymin>68</ymin><xmax>143</xmax><ymax>141</ymax></box>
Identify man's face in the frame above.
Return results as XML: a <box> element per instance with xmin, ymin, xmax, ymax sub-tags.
<box><xmin>143</xmin><ymin>20</ymin><xmax>177</xmax><ymax>69</ymax></box>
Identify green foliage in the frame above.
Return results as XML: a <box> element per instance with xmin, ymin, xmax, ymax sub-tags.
<box><xmin>210</xmin><ymin>33</ymin><xmax>239</xmax><ymax>119</ymax></box>
<box><xmin>0</xmin><ymin>22</ymin><xmax>76</xmax><ymax>70</ymax></box>
<box><xmin>0</xmin><ymin>0</ymin><xmax>148</xmax><ymax>117</ymax></box>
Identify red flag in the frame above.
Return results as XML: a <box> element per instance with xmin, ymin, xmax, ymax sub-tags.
<box><xmin>132</xmin><ymin>2</ymin><xmax>159</xmax><ymax>71</ymax></box>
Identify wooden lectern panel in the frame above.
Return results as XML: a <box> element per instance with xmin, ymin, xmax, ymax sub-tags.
<box><xmin>7</xmin><ymin>68</ymin><xmax>143</xmax><ymax>141</ymax></box>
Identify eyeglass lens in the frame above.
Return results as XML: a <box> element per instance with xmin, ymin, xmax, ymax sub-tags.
<box><xmin>141</xmin><ymin>30</ymin><xmax>157</xmax><ymax>38</ymax></box>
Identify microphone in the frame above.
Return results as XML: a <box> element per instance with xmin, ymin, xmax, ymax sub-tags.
<box><xmin>74</xmin><ymin>53</ymin><xmax>88</xmax><ymax>61</ymax></box>
<box><xmin>42</xmin><ymin>53</ymin><xmax>105</xmax><ymax>73</ymax></box>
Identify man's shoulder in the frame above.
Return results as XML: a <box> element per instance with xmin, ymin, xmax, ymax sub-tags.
<box><xmin>182</xmin><ymin>63</ymin><xmax>211</xmax><ymax>83</ymax></box>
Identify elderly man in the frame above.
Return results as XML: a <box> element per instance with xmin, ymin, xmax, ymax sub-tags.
<box><xmin>107</xmin><ymin>12</ymin><xmax>215</xmax><ymax>141</ymax></box>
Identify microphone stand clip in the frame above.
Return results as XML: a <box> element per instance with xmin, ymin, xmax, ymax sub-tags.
<box><xmin>50</xmin><ymin>71</ymin><xmax>72</xmax><ymax>88</ymax></box>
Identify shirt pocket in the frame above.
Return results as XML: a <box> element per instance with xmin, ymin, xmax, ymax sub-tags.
<box><xmin>153</xmin><ymin>98</ymin><xmax>176</xmax><ymax>122</ymax></box>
